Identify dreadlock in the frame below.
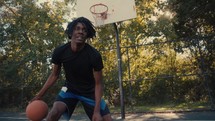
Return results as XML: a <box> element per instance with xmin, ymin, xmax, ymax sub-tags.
<box><xmin>65</xmin><ymin>17</ymin><xmax>96</xmax><ymax>39</ymax></box>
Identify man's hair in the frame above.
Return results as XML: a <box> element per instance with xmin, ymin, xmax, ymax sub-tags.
<box><xmin>65</xmin><ymin>17</ymin><xmax>96</xmax><ymax>39</ymax></box>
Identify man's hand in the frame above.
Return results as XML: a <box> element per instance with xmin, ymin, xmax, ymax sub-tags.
<box><xmin>92</xmin><ymin>112</ymin><xmax>103</xmax><ymax>121</ymax></box>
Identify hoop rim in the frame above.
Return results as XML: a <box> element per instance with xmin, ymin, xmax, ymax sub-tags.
<box><xmin>89</xmin><ymin>3</ymin><xmax>108</xmax><ymax>14</ymax></box>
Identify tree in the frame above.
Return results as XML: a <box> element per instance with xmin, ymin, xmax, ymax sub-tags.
<box><xmin>0</xmin><ymin>0</ymin><xmax>67</xmax><ymax>107</ymax></box>
<box><xmin>168</xmin><ymin>0</ymin><xmax>215</xmax><ymax>105</ymax></box>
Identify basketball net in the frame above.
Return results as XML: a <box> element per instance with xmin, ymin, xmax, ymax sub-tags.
<box><xmin>90</xmin><ymin>3</ymin><xmax>108</xmax><ymax>26</ymax></box>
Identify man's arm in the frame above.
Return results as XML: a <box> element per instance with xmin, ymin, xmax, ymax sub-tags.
<box><xmin>31</xmin><ymin>64</ymin><xmax>61</xmax><ymax>101</ymax></box>
<box><xmin>92</xmin><ymin>70</ymin><xmax>103</xmax><ymax>121</ymax></box>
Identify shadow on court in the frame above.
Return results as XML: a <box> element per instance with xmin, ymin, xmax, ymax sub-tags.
<box><xmin>0</xmin><ymin>110</ymin><xmax>215</xmax><ymax>121</ymax></box>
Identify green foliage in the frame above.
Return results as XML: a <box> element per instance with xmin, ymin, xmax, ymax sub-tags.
<box><xmin>0</xmin><ymin>0</ymin><xmax>66</xmax><ymax>107</ymax></box>
<box><xmin>168</xmin><ymin>0</ymin><xmax>215</xmax><ymax>103</ymax></box>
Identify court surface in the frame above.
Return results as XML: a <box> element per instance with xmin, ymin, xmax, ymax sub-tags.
<box><xmin>0</xmin><ymin>111</ymin><xmax>215</xmax><ymax>121</ymax></box>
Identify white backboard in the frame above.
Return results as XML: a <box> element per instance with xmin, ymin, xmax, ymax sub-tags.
<box><xmin>77</xmin><ymin>0</ymin><xmax>137</xmax><ymax>26</ymax></box>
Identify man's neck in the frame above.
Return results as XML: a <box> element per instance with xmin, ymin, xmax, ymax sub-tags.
<box><xmin>70</xmin><ymin>41</ymin><xmax>85</xmax><ymax>52</ymax></box>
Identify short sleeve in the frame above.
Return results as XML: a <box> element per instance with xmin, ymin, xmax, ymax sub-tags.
<box><xmin>92</xmin><ymin>52</ymin><xmax>104</xmax><ymax>71</ymax></box>
<box><xmin>51</xmin><ymin>48</ymin><xmax>61</xmax><ymax>65</ymax></box>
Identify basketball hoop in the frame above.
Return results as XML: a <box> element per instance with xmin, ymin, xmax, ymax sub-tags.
<box><xmin>90</xmin><ymin>3</ymin><xmax>108</xmax><ymax>26</ymax></box>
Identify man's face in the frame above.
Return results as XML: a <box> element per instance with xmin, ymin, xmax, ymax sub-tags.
<box><xmin>71</xmin><ymin>22</ymin><xmax>88</xmax><ymax>44</ymax></box>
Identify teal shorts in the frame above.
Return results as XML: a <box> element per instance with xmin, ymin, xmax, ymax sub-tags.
<box><xmin>55</xmin><ymin>87</ymin><xmax>110</xmax><ymax>120</ymax></box>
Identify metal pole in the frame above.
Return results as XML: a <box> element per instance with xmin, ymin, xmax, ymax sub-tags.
<box><xmin>113</xmin><ymin>23</ymin><xmax>125</xmax><ymax>119</ymax></box>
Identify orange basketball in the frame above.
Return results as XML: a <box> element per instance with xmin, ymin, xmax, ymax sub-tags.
<box><xmin>26</xmin><ymin>100</ymin><xmax>48</xmax><ymax>121</ymax></box>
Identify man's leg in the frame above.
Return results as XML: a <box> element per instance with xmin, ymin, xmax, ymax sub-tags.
<box><xmin>46</xmin><ymin>101</ymin><xmax>67</xmax><ymax>121</ymax></box>
<box><xmin>103</xmin><ymin>114</ymin><xmax>112</xmax><ymax>121</ymax></box>
<box><xmin>47</xmin><ymin>89</ymin><xmax>79</xmax><ymax>121</ymax></box>
<box><xmin>81</xmin><ymin>99</ymin><xmax>112</xmax><ymax>121</ymax></box>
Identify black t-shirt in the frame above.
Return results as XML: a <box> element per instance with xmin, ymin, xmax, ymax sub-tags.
<box><xmin>51</xmin><ymin>42</ymin><xmax>103</xmax><ymax>97</ymax></box>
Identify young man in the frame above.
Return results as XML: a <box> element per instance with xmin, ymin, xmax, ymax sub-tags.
<box><xmin>32</xmin><ymin>17</ymin><xmax>112</xmax><ymax>121</ymax></box>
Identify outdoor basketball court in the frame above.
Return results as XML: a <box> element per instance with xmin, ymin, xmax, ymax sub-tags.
<box><xmin>0</xmin><ymin>111</ymin><xmax>215</xmax><ymax>121</ymax></box>
<box><xmin>1</xmin><ymin>0</ymin><xmax>214</xmax><ymax>121</ymax></box>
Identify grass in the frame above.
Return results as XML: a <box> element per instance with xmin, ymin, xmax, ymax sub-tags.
<box><xmin>0</xmin><ymin>101</ymin><xmax>212</xmax><ymax>114</ymax></box>
<box><xmin>71</xmin><ymin>101</ymin><xmax>212</xmax><ymax>114</ymax></box>
<box><xmin>109</xmin><ymin>101</ymin><xmax>212</xmax><ymax>114</ymax></box>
